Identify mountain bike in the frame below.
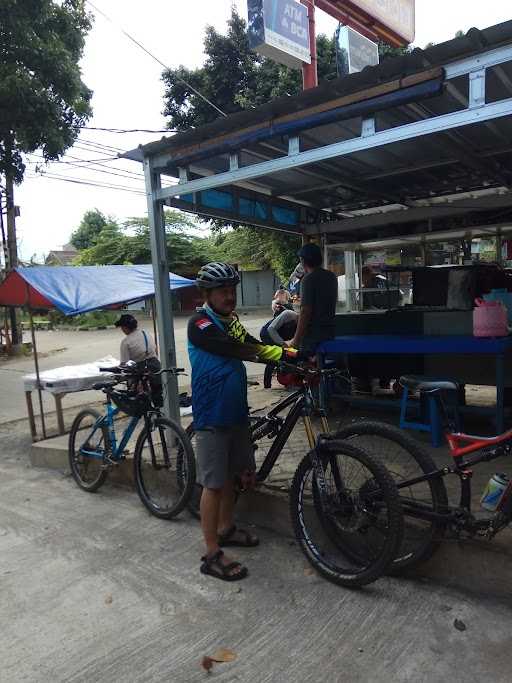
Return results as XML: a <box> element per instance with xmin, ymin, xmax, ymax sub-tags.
<box><xmin>185</xmin><ymin>362</ymin><xmax>403</xmax><ymax>587</ymax></box>
<box><xmin>342</xmin><ymin>375</ymin><xmax>512</xmax><ymax>573</ymax></box>
<box><xmin>68</xmin><ymin>362</ymin><xmax>195</xmax><ymax>519</ymax></box>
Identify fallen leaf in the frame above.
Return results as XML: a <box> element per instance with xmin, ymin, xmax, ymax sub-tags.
<box><xmin>201</xmin><ymin>656</ymin><xmax>214</xmax><ymax>673</ymax></box>
<box><xmin>105</xmin><ymin>594</ymin><xmax>113</xmax><ymax>605</ymax></box>
<box><xmin>211</xmin><ymin>648</ymin><xmax>237</xmax><ymax>663</ymax></box>
<box><xmin>304</xmin><ymin>567</ymin><xmax>314</xmax><ymax>576</ymax></box>
<box><xmin>454</xmin><ymin>619</ymin><xmax>467</xmax><ymax>632</ymax></box>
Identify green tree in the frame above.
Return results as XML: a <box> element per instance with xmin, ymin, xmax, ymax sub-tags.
<box><xmin>212</xmin><ymin>228</ymin><xmax>300</xmax><ymax>284</ymax></box>
<box><xmin>377</xmin><ymin>40</ymin><xmax>410</xmax><ymax>60</ymax></box>
<box><xmin>75</xmin><ymin>210</ymin><xmax>217</xmax><ymax>274</ymax></box>
<box><xmin>0</xmin><ymin>0</ymin><xmax>93</xmax><ymax>184</ymax></box>
<box><xmin>162</xmin><ymin>9</ymin><xmax>325</xmax><ymax>281</ymax></box>
<box><xmin>161</xmin><ymin>9</ymin><xmax>413</xmax><ymax>283</ymax></box>
<box><xmin>162</xmin><ymin>9</ymin><xmax>337</xmax><ymax>130</ymax></box>
<box><xmin>70</xmin><ymin>209</ymin><xmax>118</xmax><ymax>250</ymax></box>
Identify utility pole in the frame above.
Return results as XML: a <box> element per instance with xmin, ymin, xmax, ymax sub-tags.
<box><xmin>300</xmin><ymin>0</ymin><xmax>318</xmax><ymax>90</ymax></box>
<box><xmin>5</xmin><ymin>175</ymin><xmax>20</xmax><ymax>345</ymax></box>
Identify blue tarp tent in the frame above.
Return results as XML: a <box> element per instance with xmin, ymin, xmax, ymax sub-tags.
<box><xmin>0</xmin><ymin>265</ymin><xmax>194</xmax><ymax>315</ymax></box>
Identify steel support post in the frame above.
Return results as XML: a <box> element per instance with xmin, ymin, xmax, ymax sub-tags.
<box><xmin>144</xmin><ymin>158</ymin><xmax>180</xmax><ymax>423</ymax></box>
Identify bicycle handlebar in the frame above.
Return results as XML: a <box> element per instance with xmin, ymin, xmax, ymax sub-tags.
<box><xmin>277</xmin><ymin>361</ymin><xmax>344</xmax><ymax>378</ymax></box>
<box><xmin>99</xmin><ymin>365</ymin><xmax>185</xmax><ymax>377</ymax></box>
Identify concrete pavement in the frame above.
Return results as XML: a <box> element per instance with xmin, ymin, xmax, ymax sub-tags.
<box><xmin>2</xmin><ymin>418</ymin><xmax>512</xmax><ymax>682</ymax></box>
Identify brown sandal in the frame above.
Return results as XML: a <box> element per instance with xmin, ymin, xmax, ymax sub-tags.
<box><xmin>200</xmin><ymin>549</ymin><xmax>248</xmax><ymax>582</ymax></box>
<box><xmin>218</xmin><ymin>525</ymin><xmax>260</xmax><ymax>548</ymax></box>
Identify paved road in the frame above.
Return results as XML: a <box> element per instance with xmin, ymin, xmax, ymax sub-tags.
<box><xmin>1</xmin><ymin>419</ymin><xmax>511</xmax><ymax>683</ymax></box>
<box><xmin>0</xmin><ymin>313</ymin><xmax>269</xmax><ymax>425</ymax></box>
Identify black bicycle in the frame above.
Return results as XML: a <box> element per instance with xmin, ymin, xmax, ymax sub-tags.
<box><xmin>363</xmin><ymin>376</ymin><xmax>512</xmax><ymax>568</ymax></box>
<box><xmin>68</xmin><ymin>362</ymin><xmax>196</xmax><ymax>519</ymax></box>
<box><xmin>186</xmin><ymin>362</ymin><xmax>403</xmax><ymax>587</ymax></box>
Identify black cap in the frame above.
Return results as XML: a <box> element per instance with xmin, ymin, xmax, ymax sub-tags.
<box><xmin>297</xmin><ymin>242</ymin><xmax>322</xmax><ymax>265</ymax></box>
<box><xmin>115</xmin><ymin>314</ymin><xmax>138</xmax><ymax>329</ymax></box>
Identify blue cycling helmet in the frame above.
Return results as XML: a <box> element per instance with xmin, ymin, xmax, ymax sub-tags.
<box><xmin>196</xmin><ymin>262</ymin><xmax>240</xmax><ymax>289</ymax></box>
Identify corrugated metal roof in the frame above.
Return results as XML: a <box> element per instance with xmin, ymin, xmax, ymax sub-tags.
<box><xmin>124</xmin><ymin>20</ymin><xmax>512</xmax><ymax>162</ymax></box>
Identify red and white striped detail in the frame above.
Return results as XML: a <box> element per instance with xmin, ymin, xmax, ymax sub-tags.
<box><xmin>196</xmin><ymin>317</ymin><xmax>213</xmax><ymax>330</ymax></box>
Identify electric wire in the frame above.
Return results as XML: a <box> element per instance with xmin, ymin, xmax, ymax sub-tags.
<box><xmin>85</xmin><ymin>0</ymin><xmax>227</xmax><ymax>118</ymax></box>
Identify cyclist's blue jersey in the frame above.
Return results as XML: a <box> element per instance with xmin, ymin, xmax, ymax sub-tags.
<box><xmin>187</xmin><ymin>306</ymin><xmax>283</xmax><ymax>429</ymax></box>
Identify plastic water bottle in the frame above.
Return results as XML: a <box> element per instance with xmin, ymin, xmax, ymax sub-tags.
<box><xmin>480</xmin><ymin>473</ymin><xmax>509</xmax><ymax>512</ymax></box>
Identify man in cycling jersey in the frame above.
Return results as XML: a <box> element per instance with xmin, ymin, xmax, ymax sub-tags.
<box><xmin>188</xmin><ymin>262</ymin><xmax>296</xmax><ymax>582</ymax></box>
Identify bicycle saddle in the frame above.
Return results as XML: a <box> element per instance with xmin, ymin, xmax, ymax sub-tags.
<box><xmin>399</xmin><ymin>376</ymin><xmax>459</xmax><ymax>393</ymax></box>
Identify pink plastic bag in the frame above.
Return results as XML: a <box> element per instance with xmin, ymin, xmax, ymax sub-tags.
<box><xmin>473</xmin><ymin>298</ymin><xmax>508</xmax><ymax>337</ymax></box>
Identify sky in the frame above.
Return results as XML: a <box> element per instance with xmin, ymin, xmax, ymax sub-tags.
<box><xmin>15</xmin><ymin>0</ymin><xmax>512</xmax><ymax>261</ymax></box>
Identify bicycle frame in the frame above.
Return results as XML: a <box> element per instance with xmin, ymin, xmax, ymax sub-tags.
<box><xmin>80</xmin><ymin>400</ymin><xmax>140</xmax><ymax>462</ymax></box>
<box><xmin>396</xmin><ymin>390</ymin><xmax>512</xmax><ymax>529</ymax></box>
<box><xmin>253</xmin><ymin>383</ymin><xmax>330</xmax><ymax>483</ymax></box>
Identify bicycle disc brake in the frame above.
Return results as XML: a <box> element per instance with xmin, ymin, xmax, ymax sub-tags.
<box><xmin>312</xmin><ymin>450</ymin><xmax>367</xmax><ymax>533</ymax></box>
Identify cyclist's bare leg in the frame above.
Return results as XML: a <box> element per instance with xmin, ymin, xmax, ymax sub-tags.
<box><xmin>200</xmin><ymin>484</ymin><xmax>243</xmax><ymax>576</ymax></box>
<box><xmin>218</xmin><ymin>478</ymin><xmax>259</xmax><ymax>546</ymax></box>
<box><xmin>218</xmin><ymin>479</ymin><xmax>236</xmax><ymax>536</ymax></box>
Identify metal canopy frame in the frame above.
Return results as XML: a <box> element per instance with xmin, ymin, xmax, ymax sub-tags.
<box><xmin>136</xmin><ymin>30</ymin><xmax>512</xmax><ymax>419</ymax></box>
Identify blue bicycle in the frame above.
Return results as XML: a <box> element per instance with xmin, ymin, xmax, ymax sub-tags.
<box><xmin>68</xmin><ymin>363</ymin><xmax>195</xmax><ymax>519</ymax></box>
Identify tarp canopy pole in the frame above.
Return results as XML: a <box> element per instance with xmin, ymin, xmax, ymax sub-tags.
<box><xmin>151</xmin><ymin>298</ymin><xmax>159</xmax><ymax>357</ymax></box>
<box><xmin>26</xmin><ymin>284</ymin><xmax>47</xmax><ymax>440</ymax></box>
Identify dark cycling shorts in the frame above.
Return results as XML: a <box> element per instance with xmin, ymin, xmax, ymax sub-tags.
<box><xmin>195</xmin><ymin>422</ymin><xmax>255</xmax><ymax>489</ymax></box>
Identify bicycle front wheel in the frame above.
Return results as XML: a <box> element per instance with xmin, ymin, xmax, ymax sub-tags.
<box><xmin>290</xmin><ymin>442</ymin><xmax>403</xmax><ymax>587</ymax></box>
<box><xmin>134</xmin><ymin>417</ymin><xmax>196</xmax><ymax>519</ymax></box>
<box><xmin>68</xmin><ymin>408</ymin><xmax>109</xmax><ymax>492</ymax></box>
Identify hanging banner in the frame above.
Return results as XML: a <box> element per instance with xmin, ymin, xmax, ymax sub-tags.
<box><xmin>248</xmin><ymin>0</ymin><xmax>311</xmax><ymax>69</ymax></box>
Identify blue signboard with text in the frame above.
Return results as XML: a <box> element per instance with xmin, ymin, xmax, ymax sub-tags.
<box><xmin>248</xmin><ymin>0</ymin><xmax>311</xmax><ymax>69</ymax></box>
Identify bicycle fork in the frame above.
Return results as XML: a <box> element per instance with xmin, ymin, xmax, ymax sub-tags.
<box><xmin>302</xmin><ymin>412</ymin><xmax>343</xmax><ymax>510</ymax></box>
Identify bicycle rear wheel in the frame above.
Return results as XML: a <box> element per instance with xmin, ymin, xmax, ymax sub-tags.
<box><xmin>134</xmin><ymin>417</ymin><xmax>196</xmax><ymax>519</ymax></box>
<box><xmin>68</xmin><ymin>408</ymin><xmax>109</xmax><ymax>492</ymax></box>
<box><xmin>290</xmin><ymin>442</ymin><xmax>403</xmax><ymax>587</ymax></box>
<box><xmin>334</xmin><ymin>422</ymin><xmax>448</xmax><ymax>572</ymax></box>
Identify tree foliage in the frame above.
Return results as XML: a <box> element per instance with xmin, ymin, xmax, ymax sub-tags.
<box><xmin>0</xmin><ymin>0</ymin><xmax>93</xmax><ymax>183</ymax></box>
<box><xmin>161</xmin><ymin>9</ymin><xmax>413</xmax><ymax>282</ymax></box>
<box><xmin>70</xmin><ymin>209</ymin><xmax>117</xmax><ymax>250</ymax></box>
<box><xmin>162</xmin><ymin>10</ymin><xmax>338</xmax><ymax>131</ymax></box>
<box><xmin>74</xmin><ymin>209</ymin><xmax>216</xmax><ymax>274</ymax></box>
<box><xmin>162</xmin><ymin>9</ymin><xmax>335</xmax><ymax>280</ymax></box>
<box><xmin>212</xmin><ymin>228</ymin><xmax>300</xmax><ymax>284</ymax></box>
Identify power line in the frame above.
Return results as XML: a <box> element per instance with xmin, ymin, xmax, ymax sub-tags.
<box><xmin>29</xmin><ymin>170</ymin><xmax>147</xmax><ymax>195</ymax></box>
<box><xmin>82</xmin><ymin>126</ymin><xmax>177</xmax><ymax>134</ymax></box>
<box><xmin>26</xmin><ymin>153</ymin><xmax>177</xmax><ymax>188</ymax></box>
<box><xmin>27</xmin><ymin>157</ymin><xmax>144</xmax><ymax>183</ymax></box>
<box><xmin>27</xmin><ymin>153</ymin><xmax>145</xmax><ymax>179</ymax></box>
<box><xmin>76</xmin><ymin>138</ymin><xmax>125</xmax><ymax>153</ymax></box>
<box><xmin>29</xmin><ymin>152</ymin><xmax>120</xmax><ymax>164</ymax></box>
<box><xmin>85</xmin><ymin>0</ymin><xmax>227</xmax><ymax>119</ymax></box>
